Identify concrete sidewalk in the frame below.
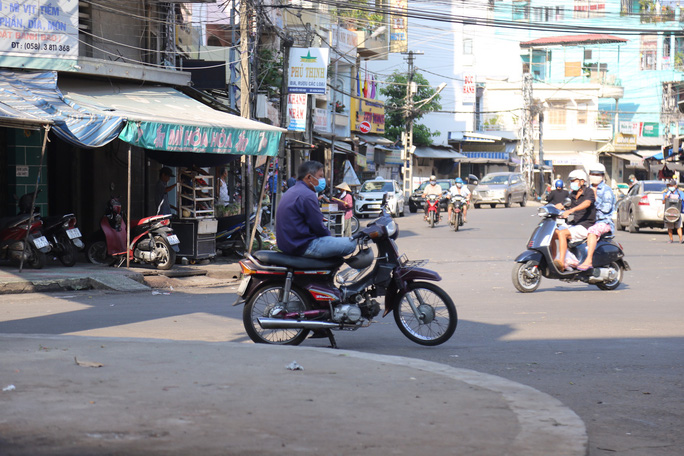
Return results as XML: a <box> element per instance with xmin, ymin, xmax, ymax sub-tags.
<box><xmin>0</xmin><ymin>257</ymin><xmax>242</xmax><ymax>294</ymax></box>
<box><xmin>0</xmin><ymin>334</ymin><xmax>587</xmax><ymax>455</ymax></box>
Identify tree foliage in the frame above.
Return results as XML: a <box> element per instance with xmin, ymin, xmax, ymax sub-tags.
<box><xmin>380</xmin><ymin>71</ymin><xmax>442</xmax><ymax>146</ymax></box>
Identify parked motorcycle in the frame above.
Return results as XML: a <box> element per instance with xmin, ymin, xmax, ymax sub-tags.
<box><xmin>41</xmin><ymin>214</ymin><xmax>84</xmax><ymax>267</ymax></box>
<box><xmin>425</xmin><ymin>194</ymin><xmax>441</xmax><ymax>228</ymax></box>
<box><xmin>512</xmin><ymin>204</ymin><xmax>630</xmax><ymax>292</ymax></box>
<box><xmin>87</xmin><ymin>197</ymin><xmax>179</xmax><ymax>270</ymax></box>
<box><xmin>0</xmin><ymin>213</ymin><xmax>50</xmax><ymax>269</ymax></box>
<box><xmin>216</xmin><ymin>212</ymin><xmax>264</xmax><ymax>257</ymax></box>
<box><xmin>234</xmin><ymin>196</ymin><xmax>458</xmax><ymax>348</ymax></box>
<box><xmin>449</xmin><ymin>195</ymin><xmax>467</xmax><ymax>231</ymax></box>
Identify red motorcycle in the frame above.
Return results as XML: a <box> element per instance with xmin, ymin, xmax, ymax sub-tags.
<box><xmin>87</xmin><ymin>197</ymin><xmax>179</xmax><ymax>270</ymax></box>
<box><xmin>0</xmin><ymin>213</ymin><xmax>51</xmax><ymax>269</ymax></box>
<box><xmin>425</xmin><ymin>194</ymin><xmax>441</xmax><ymax>228</ymax></box>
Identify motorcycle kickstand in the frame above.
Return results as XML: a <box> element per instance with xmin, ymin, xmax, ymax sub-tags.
<box><xmin>325</xmin><ymin>329</ymin><xmax>338</xmax><ymax>349</ymax></box>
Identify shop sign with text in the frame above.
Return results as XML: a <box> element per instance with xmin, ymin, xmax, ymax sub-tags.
<box><xmin>288</xmin><ymin>47</ymin><xmax>329</xmax><ymax>94</ymax></box>
<box><xmin>462</xmin><ymin>73</ymin><xmax>476</xmax><ymax>104</ymax></box>
<box><xmin>0</xmin><ymin>0</ymin><xmax>78</xmax><ymax>59</ymax></box>
<box><xmin>287</xmin><ymin>94</ymin><xmax>307</xmax><ymax>132</ymax></box>
<box><xmin>613</xmin><ymin>133</ymin><xmax>637</xmax><ymax>151</ymax></box>
<box><xmin>350</xmin><ymin>96</ymin><xmax>385</xmax><ymax>134</ymax></box>
<box><xmin>389</xmin><ymin>0</ymin><xmax>408</xmax><ymax>53</ymax></box>
<box><xmin>313</xmin><ymin>108</ymin><xmax>330</xmax><ymax>133</ymax></box>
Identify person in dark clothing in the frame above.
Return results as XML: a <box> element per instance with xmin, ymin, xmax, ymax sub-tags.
<box><xmin>275</xmin><ymin>161</ymin><xmax>355</xmax><ymax>259</ymax></box>
<box><xmin>155</xmin><ymin>167</ymin><xmax>176</xmax><ymax>215</ymax></box>
<box><xmin>553</xmin><ymin>170</ymin><xmax>596</xmax><ymax>271</ymax></box>
<box><xmin>546</xmin><ymin>179</ymin><xmax>569</xmax><ymax>206</ymax></box>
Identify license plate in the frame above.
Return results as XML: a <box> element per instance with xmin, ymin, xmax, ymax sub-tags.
<box><xmin>369</xmin><ymin>204</ymin><xmax>381</xmax><ymax>209</ymax></box>
<box><xmin>237</xmin><ymin>277</ymin><xmax>250</xmax><ymax>297</ymax></box>
<box><xmin>33</xmin><ymin>236</ymin><xmax>49</xmax><ymax>249</ymax></box>
<box><xmin>167</xmin><ymin>234</ymin><xmax>180</xmax><ymax>245</ymax></box>
<box><xmin>66</xmin><ymin>228</ymin><xmax>82</xmax><ymax>239</ymax></box>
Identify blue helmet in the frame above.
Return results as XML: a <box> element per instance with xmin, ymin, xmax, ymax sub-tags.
<box><xmin>455</xmin><ymin>177</ymin><xmax>464</xmax><ymax>184</ymax></box>
<box><xmin>554</xmin><ymin>179</ymin><xmax>564</xmax><ymax>189</ymax></box>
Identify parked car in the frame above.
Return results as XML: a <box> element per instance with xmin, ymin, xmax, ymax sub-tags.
<box><xmin>408</xmin><ymin>179</ymin><xmax>453</xmax><ymax>213</ymax></box>
<box><xmin>616</xmin><ymin>180</ymin><xmax>667</xmax><ymax>232</ymax></box>
<box><xmin>354</xmin><ymin>178</ymin><xmax>406</xmax><ymax>218</ymax></box>
<box><xmin>471</xmin><ymin>172</ymin><xmax>528</xmax><ymax>208</ymax></box>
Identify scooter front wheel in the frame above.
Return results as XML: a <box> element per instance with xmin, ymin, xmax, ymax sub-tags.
<box><xmin>243</xmin><ymin>284</ymin><xmax>312</xmax><ymax>345</ymax></box>
<box><xmin>512</xmin><ymin>261</ymin><xmax>541</xmax><ymax>293</ymax></box>
<box><xmin>393</xmin><ymin>282</ymin><xmax>457</xmax><ymax>346</ymax></box>
<box><xmin>87</xmin><ymin>241</ymin><xmax>115</xmax><ymax>266</ymax></box>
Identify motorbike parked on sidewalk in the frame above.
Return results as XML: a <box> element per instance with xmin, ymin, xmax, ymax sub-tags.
<box><xmin>425</xmin><ymin>194</ymin><xmax>441</xmax><ymax>228</ymax></box>
<box><xmin>512</xmin><ymin>204</ymin><xmax>630</xmax><ymax>292</ymax></box>
<box><xmin>449</xmin><ymin>195</ymin><xmax>467</xmax><ymax>231</ymax></box>
<box><xmin>234</xmin><ymin>196</ymin><xmax>458</xmax><ymax>348</ymax></box>
<box><xmin>0</xmin><ymin>213</ymin><xmax>50</xmax><ymax>269</ymax></box>
<box><xmin>216</xmin><ymin>212</ymin><xmax>266</xmax><ymax>257</ymax></box>
<box><xmin>87</xmin><ymin>197</ymin><xmax>179</xmax><ymax>270</ymax></box>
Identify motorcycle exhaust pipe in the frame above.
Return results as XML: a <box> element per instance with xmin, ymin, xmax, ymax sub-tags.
<box><xmin>257</xmin><ymin>318</ymin><xmax>339</xmax><ymax>330</ymax></box>
<box><xmin>587</xmin><ymin>267</ymin><xmax>616</xmax><ymax>283</ymax></box>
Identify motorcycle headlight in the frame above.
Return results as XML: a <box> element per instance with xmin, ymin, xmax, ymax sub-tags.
<box><xmin>386</xmin><ymin>219</ymin><xmax>398</xmax><ymax>239</ymax></box>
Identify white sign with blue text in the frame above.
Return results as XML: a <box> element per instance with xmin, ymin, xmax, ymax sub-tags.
<box><xmin>288</xmin><ymin>47</ymin><xmax>329</xmax><ymax>94</ymax></box>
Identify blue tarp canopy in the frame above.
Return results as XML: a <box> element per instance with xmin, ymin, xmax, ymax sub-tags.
<box><xmin>0</xmin><ymin>70</ymin><xmax>123</xmax><ymax>147</ymax></box>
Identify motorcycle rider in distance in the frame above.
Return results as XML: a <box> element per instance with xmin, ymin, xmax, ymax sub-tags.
<box><xmin>275</xmin><ymin>160</ymin><xmax>356</xmax><ymax>259</ymax></box>
<box><xmin>553</xmin><ymin>169</ymin><xmax>596</xmax><ymax>271</ymax></box>
<box><xmin>577</xmin><ymin>163</ymin><xmax>616</xmax><ymax>271</ymax></box>
<box><xmin>546</xmin><ymin>179</ymin><xmax>569</xmax><ymax>206</ymax></box>
<box><xmin>448</xmin><ymin>177</ymin><xmax>470</xmax><ymax>224</ymax></box>
<box><xmin>422</xmin><ymin>175</ymin><xmax>443</xmax><ymax>221</ymax></box>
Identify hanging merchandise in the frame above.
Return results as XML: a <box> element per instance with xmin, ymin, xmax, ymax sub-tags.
<box><xmin>342</xmin><ymin>160</ymin><xmax>361</xmax><ymax>186</ymax></box>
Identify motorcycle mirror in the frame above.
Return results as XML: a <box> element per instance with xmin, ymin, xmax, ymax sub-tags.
<box><xmin>563</xmin><ymin>197</ymin><xmax>572</xmax><ymax>208</ymax></box>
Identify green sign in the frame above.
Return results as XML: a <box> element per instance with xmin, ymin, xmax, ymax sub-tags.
<box><xmin>642</xmin><ymin>122</ymin><xmax>659</xmax><ymax>137</ymax></box>
<box><xmin>119</xmin><ymin>121</ymin><xmax>281</xmax><ymax>156</ymax></box>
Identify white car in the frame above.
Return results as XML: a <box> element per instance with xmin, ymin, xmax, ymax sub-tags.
<box><xmin>354</xmin><ymin>178</ymin><xmax>406</xmax><ymax>218</ymax></box>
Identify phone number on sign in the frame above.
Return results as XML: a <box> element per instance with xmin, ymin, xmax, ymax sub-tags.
<box><xmin>10</xmin><ymin>42</ymin><xmax>71</xmax><ymax>52</ymax></box>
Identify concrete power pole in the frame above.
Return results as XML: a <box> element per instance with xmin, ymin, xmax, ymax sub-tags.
<box><xmin>239</xmin><ymin>0</ymin><xmax>252</xmax><ymax>240</ymax></box>
<box><xmin>402</xmin><ymin>50</ymin><xmax>421</xmax><ymax>197</ymax></box>
<box><xmin>520</xmin><ymin>73</ymin><xmax>534</xmax><ymax>191</ymax></box>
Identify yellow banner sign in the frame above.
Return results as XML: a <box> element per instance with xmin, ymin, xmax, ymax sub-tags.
<box><xmin>350</xmin><ymin>96</ymin><xmax>385</xmax><ymax>134</ymax></box>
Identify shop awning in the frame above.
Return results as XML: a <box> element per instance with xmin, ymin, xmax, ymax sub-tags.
<box><xmin>414</xmin><ymin>147</ymin><xmax>466</xmax><ymax>159</ymax></box>
<box><xmin>313</xmin><ymin>135</ymin><xmax>355</xmax><ymax>154</ymax></box>
<box><xmin>356</xmin><ymin>134</ymin><xmax>393</xmax><ymax>146</ymax></box>
<box><xmin>459</xmin><ymin>151</ymin><xmax>510</xmax><ymax>164</ymax></box>
<box><xmin>0</xmin><ymin>70</ymin><xmax>124</xmax><ymax>146</ymax></box>
<box><xmin>59</xmin><ymin>79</ymin><xmax>284</xmax><ymax>156</ymax></box>
<box><xmin>609</xmin><ymin>152</ymin><xmax>645</xmax><ymax>169</ymax></box>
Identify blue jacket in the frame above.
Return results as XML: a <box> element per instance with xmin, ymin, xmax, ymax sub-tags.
<box><xmin>594</xmin><ymin>181</ymin><xmax>616</xmax><ymax>229</ymax></box>
<box><xmin>276</xmin><ymin>180</ymin><xmax>331</xmax><ymax>255</ymax></box>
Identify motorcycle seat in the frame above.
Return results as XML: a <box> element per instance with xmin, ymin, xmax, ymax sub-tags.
<box><xmin>253</xmin><ymin>250</ymin><xmax>344</xmax><ymax>270</ymax></box>
<box><xmin>42</xmin><ymin>214</ymin><xmax>75</xmax><ymax>231</ymax></box>
<box><xmin>0</xmin><ymin>214</ymin><xmax>31</xmax><ymax>231</ymax></box>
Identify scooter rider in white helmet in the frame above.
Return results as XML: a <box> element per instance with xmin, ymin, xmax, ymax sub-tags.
<box><xmin>553</xmin><ymin>169</ymin><xmax>596</xmax><ymax>271</ymax></box>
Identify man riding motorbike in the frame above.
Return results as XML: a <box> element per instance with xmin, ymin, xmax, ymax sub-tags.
<box><xmin>448</xmin><ymin>177</ymin><xmax>470</xmax><ymax>224</ymax></box>
<box><xmin>275</xmin><ymin>160</ymin><xmax>356</xmax><ymax>259</ymax></box>
<box><xmin>577</xmin><ymin>163</ymin><xmax>616</xmax><ymax>270</ymax></box>
<box><xmin>546</xmin><ymin>179</ymin><xmax>569</xmax><ymax>206</ymax></box>
<box><xmin>422</xmin><ymin>175</ymin><xmax>443</xmax><ymax>221</ymax></box>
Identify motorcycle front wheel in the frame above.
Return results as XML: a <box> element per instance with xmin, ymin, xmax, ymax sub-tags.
<box><xmin>86</xmin><ymin>240</ymin><xmax>115</xmax><ymax>266</ymax></box>
<box><xmin>243</xmin><ymin>284</ymin><xmax>312</xmax><ymax>345</ymax></box>
<box><xmin>26</xmin><ymin>245</ymin><xmax>46</xmax><ymax>269</ymax></box>
<box><xmin>57</xmin><ymin>233</ymin><xmax>77</xmax><ymax>267</ymax></box>
<box><xmin>154</xmin><ymin>236</ymin><xmax>176</xmax><ymax>270</ymax></box>
<box><xmin>512</xmin><ymin>261</ymin><xmax>541</xmax><ymax>293</ymax></box>
<box><xmin>454</xmin><ymin>212</ymin><xmax>461</xmax><ymax>232</ymax></box>
<box><xmin>429</xmin><ymin>212</ymin><xmax>435</xmax><ymax>228</ymax></box>
<box><xmin>393</xmin><ymin>282</ymin><xmax>457</xmax><ymax>346</ymax></box>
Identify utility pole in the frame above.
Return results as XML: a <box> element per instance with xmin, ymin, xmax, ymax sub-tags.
<box><xmin>239</xmin><ymin>0</ymin><xmax>252</xmax><ymax>244</ymax></box>
<box><xmin>520</xmin><ymin>72</ymin><xmax>534</xmax><ymax>191</ymax></box>
<box><xmin>329</xmin><ymin>24</ymin><xmax>341</xmax><ymax>189</ymax></box>
<box><xmin>402</xmin><ymin>50</ymin><xmax>422</xmax><ymax>197</ymax></box>
<box><xmin>538</xmin><ymin>111</ymin><xmax>545</xmax><ymax>198</ymax></box>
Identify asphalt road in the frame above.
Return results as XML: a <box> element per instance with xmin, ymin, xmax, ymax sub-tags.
<box><xmin>1</xmin><ymin>204</ymin><xmax>682</xmax><ymax>455</ymax></box>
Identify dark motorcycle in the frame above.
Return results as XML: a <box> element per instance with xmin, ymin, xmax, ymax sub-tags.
<box><xmin>216</xmin><ymin>212</ymin><xmax>266</xmax><ymax>257</ymax></box>
<box><xmin>512</xmin><ymin>204</ymin><xmax>630</xmax><ymax>292</ymax></box>
<box><xmin>41</xmin><ymin>214</ymin><xmax>84</xmax><ymax>267</ymax></box>
<box><xmin>449</xmin><ymin>194</ymin><xmax>467</xmax><ymax>231</ymax></box>
<box><xmin>87</xmin><ymin>197</ymin><xmax>179</xmax><ymax>270</ymax></box>
<box><xmin>234</xmin><ymin>196</ymin><xmax>458</xmax><ymax>348</ymax></box>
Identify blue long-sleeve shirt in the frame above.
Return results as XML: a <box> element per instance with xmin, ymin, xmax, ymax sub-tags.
<box><xmin>276</xmin><ymin>180</ymin><xmax>331</xmax><ymax>255</ymax></box>
<box><xmin>594</xmin><ymin>181</ymin><xmax>616</xmax><ymax>230</ymax></box>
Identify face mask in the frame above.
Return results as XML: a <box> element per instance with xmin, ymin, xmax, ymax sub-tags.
<box><xmin>589</xmin><ymin>175</ymin><xmax>603</xmax><ymax>185</ymax></box>
<box><xmin>314</xmin><ymin>177</ymin><xmax>326</xmax><ymax>193</ymax></box>
<box><xmin>570</xmin><ymin>182</ymin><xmax>581</xmax><ymax>192</ymax></box>
<box><xmin>668</xmin><ymin>186</ymin><xmax>676</xmax><ymax>192</ymax></box>
<box><xmin>456</xmin><ymin>183</ymin><xmax>462</xmax><ymax>188</ymax></box>
<box><xmin>430</xmin><ymin>182</ymin><xmax>436</xmax><ymax>186</ymax></box>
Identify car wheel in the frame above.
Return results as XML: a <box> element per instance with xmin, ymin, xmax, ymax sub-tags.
<box><xmin>490</xmin><ymin>203</ymin><xmax>497</xmax><ymax>209</ymax></box>
<box><xmin>504</xmin><ymin>194</ymin><xmax>512</xmax><ymax>208</ymax></box>
<box><xmin>399</xmin><ymin>202</ymin><xmax>405</xmax><ymax>217</ymax></box>
<box><xmin>409</xmin><ymin>202</ymin><xmax>417</xmax><ymax>213</ymax></box>
<box><xmin>474</xmin><ymin>204</ymin><xmax>481</xmax><ymax>209</ymax></box>
<box><xmin>520</xmin><ymin>194</ymin><xmax>527</xmax><ymax>207</ymax></box>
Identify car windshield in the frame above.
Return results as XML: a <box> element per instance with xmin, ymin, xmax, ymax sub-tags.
<box><xmin>417</xmin><ymin>181</ymin><xmax>450</xmax><ymax>192</ymax></box>
<box><xmin>361</xmin><ymin>181</ymin><xmax>394</xmax><ymax>193</ymax></box>
<box><xmin>643</xmin><ymin>182</ymin><xmax>666</xmax><ymax>192</ymax></box>
<box><xmin>481</xmin><ymin>175</ymin><xmax>509</xmax><ymax>185</ymax></box>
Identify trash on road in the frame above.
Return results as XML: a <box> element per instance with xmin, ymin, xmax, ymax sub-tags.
<box><xmin>74</xmin><ymin>357</ymin><xmax>104</xmax><ymax>368</ymax></box>
<box><xmin>3</xmin><ymin>384</ymin><xmax>16</xmax><ymax>392</ymax></box>
<box><xmin>286</xmin><ymin>361</ymin><xmax>303</xmax><ymax>371</ymax></box>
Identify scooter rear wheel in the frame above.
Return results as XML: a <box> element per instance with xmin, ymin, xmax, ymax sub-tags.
<box><xmin>57</xmin><ymin>233</ymin><xmax>77</xmax><ymax>267</ymax></box>
<box><xmin>595</xmin><ymin>261</ymin><xmax>623</xmax><ymax>291</ymax></box>
<box><xmin>512</xmin><ymin>261</ymin><xmax>541</xmax><ymax>293</ymax></box>
<box><xmin>243</xmin><ymin>284</ymin><xmax>312</xmax><ymax>345</ymax></box>
<box><xmin>26</xmin><ymin>245</ymin><xmax>46</xmax><ymax>269</ymax></box>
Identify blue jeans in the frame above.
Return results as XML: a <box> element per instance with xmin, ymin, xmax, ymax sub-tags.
<box><xmin>303</xmin><ymin>236</ymin><xmax>356</xmax><ymax>259</ymax></box>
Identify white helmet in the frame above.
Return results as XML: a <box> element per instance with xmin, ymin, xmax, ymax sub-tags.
<box><xmin>587</xmin><ymin>163</ymin><xmax>606</xmax><ymax>174</ymax></box>
<box><xmin>568</xmin><ymin>169</ymin><xmax>587</xmax><ymax>182</ymax></box>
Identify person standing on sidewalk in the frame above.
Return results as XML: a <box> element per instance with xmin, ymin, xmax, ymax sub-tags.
<box><xmin>333</xmin><ymin>182</ymin><xmax>354</xmax><ymax>237</ymax></box>
<box><xmin>155</xmin><ymin>167</ymin><xmax>176</xmax><ymax>215</ymax></box>
<box><xmin>662</xmin><ymin>179</ymin><xmax>684</xmax><ymax>244</ymax></box>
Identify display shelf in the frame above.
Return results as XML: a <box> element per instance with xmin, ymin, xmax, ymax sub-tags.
<box><xmin>178</xmin><ymin>168</ymin><xmax>215</xmax><ymax>219</ymax></box>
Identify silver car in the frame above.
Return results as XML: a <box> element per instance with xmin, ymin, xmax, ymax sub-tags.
<box><xmin>471</xmin><ymin>172</ymin><xmax>529</xmax><ymax>208</ymax></box>
<box><xmin>616</xmin><ymin>180</ymin><xmax>667</xmax><ymax>232</ymax></box>
<box><xmin>354</xmin><ymin>178</ymin><xmax>406</xmax><ymax>218</ymax></box>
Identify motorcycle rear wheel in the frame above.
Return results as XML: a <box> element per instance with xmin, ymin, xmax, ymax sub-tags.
<box><xmin>595</xmin><ymin>261</ymin><xmax>623</xmax><ymax>291</ymax></box>
<box><xmin>26</xmin><ymin>245</ymin><xmax>46</xmax><ymax>269</ymax></box>
<box><xmin>243</xmin><ymin>284</ymin><xmax>312</xmax><ymax>345</ymax></box>
<box><xmin>154</xmin><ymin>236</ymin><xmax>176</xmax><ymax>270</ymax></box>
<box><xmin>512</xmin><ymin>261</ymin><xmax>541</xmax><ymax>293</ymax></box>
<box><xmin>86</xmin><ymin>240</ymin><xmax>116</xmax><ymax>266</ymax></box>
<box><xmin>393</xmin><ymin>282</ymin><xmax>457</xmax><ymax>346</ymax></box>
<box><xmin>429</xmin><ymin>212</ymin><xmax>435</xmax><ymax>228</ymax></box>
<box><xmin>57</xmin><ymin>233</ymin><xmax>77</xmax><ymax>267</ymax></box>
